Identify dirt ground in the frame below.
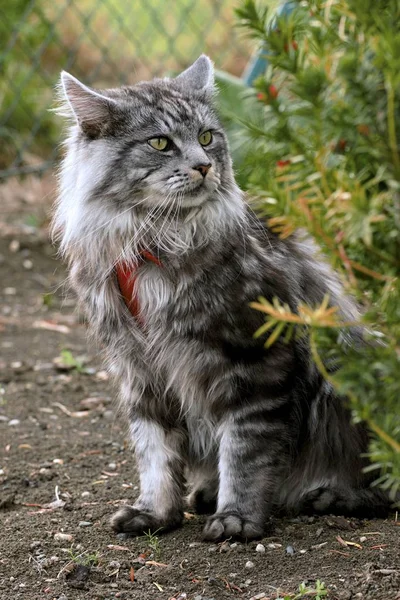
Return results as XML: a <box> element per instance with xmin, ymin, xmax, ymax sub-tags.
<box><xmin>0</xmin><ymin>176</ymin><xmax>399</xmax><ymax>600</ymax></box>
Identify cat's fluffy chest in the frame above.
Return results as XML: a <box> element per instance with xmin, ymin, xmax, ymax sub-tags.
<box><xmin>134</xmin><ymin>260</ymin><xmax>228</xmax><ymax>329</ymax></box>
<box><xmin>135</xmin><ymin>262</ymin><xmax>174</xmax><ymax>321</ymax></box>
<box><xmin>130</xmin><ymin>261</ymin><xmax>236</xmax><ymax>416</ymax></box>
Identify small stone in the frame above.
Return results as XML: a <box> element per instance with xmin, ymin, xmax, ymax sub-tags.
<box><xmin>11</xmin><ymin>361</ymin><xmax>22</xmax><ymax>369</ymax></box>
<box><xmin>8</xmin><ymin>419</ymin><xmax>20</xmax><ymax>426</ymax></box>
<box><xmin>286</xmin><ymin>545</ymin><xmax>295</xmax><ymax>555</ymax></box>
<box><xmin>230</xmin><ymin>542</ymin><xmax>239</xmax><ymax>549</ymax></box>
<box><xmin>4</xmin><ymin>287</ymin><xmax>16</xmax><ymax>295</ymax></box>
<box><xmin>244</xmin><ymin>579</ymin><xmax>252</xmax><ymax>585</ymax></box>
<box><xmin>250</xmin><ymin>594</ymin><xmax>268</xmax><ymax>600</ymax></box>
<box><xmin>81</xmin><ymin>491</ymin><xmax>91</xmax><ymax>498</ymax></box>
<box><xmin>360</xmin><ymin>536</ymin><xmax>367</xmax><ymax>543</ymax></box>
<box><xmin>22</xmin><ymin>259</ymin><xmax>33</xmax><ymax>270</ymax></box>
<box><xmin>255</xmin><ymin>543</ymin><xmax>265</xmax><ymax>553</ymax></box>
<box><xmin>316</xmin><ymin>527</ymin><xmax>324</xmax><ymax>538</ymax></box>
<box><xmin>9</xmin><ymin>240</ymin><xmax>20</xmax><ymax>253</ymax></box>
<box><xmin>103</xmin><ymin>410</ymin><xmax>114</xmax><ymax>420</ymax></box>
<box><xmin>57</xmin><ymin>595</ymin><xmax>68</xmax><ymax>600</ymax></box>
<box><xmin>245</xmin><ymin>560</ymin><xmax>255</xmax><ymax>569</ymax></box>
<box><xmin>108</xmin><ymin>462</ymin><xmax>117</xmax><ymax>471</ymax></box>
<box><xmin>40</xmin><ymin>461</ymin><xmax>53</xmax><ymax>469</ymax></box>
<box><xmin>96</xmin><ymin>370</ymin><xmax>109</xmax><ymax>381</ymax></box>
<box><xmin>208</xmin><ymin>545</ymin><xmax>217</xmax><ymax>553</ymax></box>
<box><xmin>30</xmin><ymin>540</ymin><xmax>41</xmax><ymax>549</ymax></box>
<box><xmin>54</xmin><ymin>532</ymin><xmax>73</xmax><ymax>542</ymax></box>
<box><xmin>78</xmin><ymin>521</ymin><xmax>92</xmax><ymax>527</ymax></box>
<box><xmin>189</xmin><ymin>542</ymin><xmax>201</xmax><ymax>548</ymax></box>
<box><xmin>299</xmin><ymin>549</ymin><xmax>307</xmax><ymax>554</ymax></box>
<box><xmin>116</xmin><ymin>533</ymin><xmax>128</xmax><ymax>541</ymax></box>
<box><xmin>267</xmin><ymin>543</ymin><xmax>282</xmax><ymax>549</ymax></box>
<box><xmin>194</xmin><ymin>596</ymin><xmax>203</xmax><ymax>600</ymax></box>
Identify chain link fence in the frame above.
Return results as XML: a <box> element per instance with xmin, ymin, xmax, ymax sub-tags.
<box><xmin>0</xmin><ymin>0</ymin><xmax>251</xmax><ymax>180</ymax></box>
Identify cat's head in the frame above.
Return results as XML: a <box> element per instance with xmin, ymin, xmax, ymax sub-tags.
<box><xmin>58</xmin><ymin>56</ymin><xmax>236</xmax><ymax>213</ymax></box>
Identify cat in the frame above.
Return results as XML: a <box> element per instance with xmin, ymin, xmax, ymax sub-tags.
<box><xmin>53</xmin><ymin>55</ymin><xmax>390</xmax><ymax>541</ymax></box>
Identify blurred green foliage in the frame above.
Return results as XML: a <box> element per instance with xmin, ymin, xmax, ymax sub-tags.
<box><xmin>0</xmin><ymin>0</ymin><xmax>249</xmax><ymax>175</ymax></box>
<box><xmin>0</xmin><ymin>0</ymin><xmax>60</xmax><ymax>169</ymax></box>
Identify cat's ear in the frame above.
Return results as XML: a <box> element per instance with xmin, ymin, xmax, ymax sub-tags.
<box><xmin>59</xmin><ymin>71</ymin><xmax>117</xmax><ymax>136</ymax></box>
<box><xmin>176</xmin><ymin>55</ymin><xmax>214</xmax><ymax>93</ymax></box>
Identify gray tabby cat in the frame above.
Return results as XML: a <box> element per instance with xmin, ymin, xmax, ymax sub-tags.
<box><xmin>54</xmin><ymin>56</ymin><xmax>390</xmax><ymax>541</ymax></box>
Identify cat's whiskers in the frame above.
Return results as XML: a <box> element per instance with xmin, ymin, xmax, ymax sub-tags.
<box><xmin>160</xmin><ymin>192</ymin><xmax>199</xmax><ymax>254</ymax></box>
<box><xmin>114</xmin><ymin>186</ymin><xmax>184</xmax><ymax>269</ymax></box>
<box><xmin>245</xmin><ymin>203</ymin><xmax>274</xmax><ymax>252</ymax></box>
<box><xmin>154</xmin><ymin>192</ymin><xmax>180</xmax><ymax>252</ymax></box>
<box><xmin>97</xmin><ymin>207</ymin><xmax>159</xmax><ymax>285</ymax></box>
<box><xmin>216</xmin><ymin>188</ymin><xmax>248</xmax><ymax>283</ymax></box>
<box><xmin>112</xmin><ymin>189</ymin><xmax>180</xmax><ymax>274</ymax></box>
<box><xmin>106</xmin><ymin>198</ymin><xmax>171</xmax><ymax>280</ymax></box>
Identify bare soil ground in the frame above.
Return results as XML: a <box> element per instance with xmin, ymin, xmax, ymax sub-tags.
<box><xmin>0</xmin><ymin>177</ymin><xmax>399</xmax><ymax>600</ymax></box>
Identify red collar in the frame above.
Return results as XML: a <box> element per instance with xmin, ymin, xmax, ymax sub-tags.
<box><xmin>116</xmin><ymin>250</ymin><xmax>162</xmax><ymax>322</ymax></box>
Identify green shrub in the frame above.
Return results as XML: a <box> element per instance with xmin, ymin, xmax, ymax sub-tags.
<box><xmin>224</xmin><ymin>0</ymin><xmax>400</xmax><ymax>500</ymax></box>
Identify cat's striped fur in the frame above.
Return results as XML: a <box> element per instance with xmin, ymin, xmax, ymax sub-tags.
<box><xmin>54</xmin><ymin>56</ymin><xmax>390</xmax><ymax>540</ymax></box>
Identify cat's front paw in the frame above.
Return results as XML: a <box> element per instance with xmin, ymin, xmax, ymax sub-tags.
<box><xmin>110</xmin><ymin>506</ymin><xmax>182</xmax><ymax>536</ymax></box>
<box><xmin>203</xmin><ymin>512</ymin><xmax>264</xmax><ymax>541</ymax></box>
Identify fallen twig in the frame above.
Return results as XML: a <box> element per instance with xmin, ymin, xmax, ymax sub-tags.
<box><xmin>53</xmin><ymin>402</ymin><xmax>90</xmax><ymax>418</ymax></box>
<box><xmin>336</xmin><ymin>535</ymin><xmax>362</xmax><ymax>549</ymax></box>
<box><xmin>329</xmin><ymin>550</ymin><xmax>350</xmax><ymax>557</ymax></box>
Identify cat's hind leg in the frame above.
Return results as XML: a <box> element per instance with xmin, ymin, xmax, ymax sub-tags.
<box><xmin>299</xmin><ymin>384</ymin><xmax>393</xmax><ymax>520</ymax></box>
<box><xmin>280</xmin><ymin>384</ymin><xmax>393</xmax><ymax>521</ymax></box>
<box><xmin>300</xmin><ymin>485</ymin><xmax>391</xmax><ymax>519</ymax></box>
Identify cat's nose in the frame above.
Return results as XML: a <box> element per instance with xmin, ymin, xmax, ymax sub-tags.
<box><xmin>193</xmin><ymin>163</ymin><xmax>212</xmax><ymax>178</ymax></box>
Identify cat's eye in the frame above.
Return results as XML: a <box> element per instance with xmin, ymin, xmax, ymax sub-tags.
<box><xmin>148</xmin><ymin>137</ymin><xmax>170</xmax><ymax>151</ymax></box>
<box><xmin>198</xmin><ymin>130</ymin><xmax>213</xmax><ymax>146</ymax></box>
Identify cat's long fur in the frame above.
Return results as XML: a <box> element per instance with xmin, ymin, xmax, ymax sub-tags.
<box><xmin>54</xmin><ymin>56</ymin><xmax>390</xmax><ymax>540</ymax></box>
